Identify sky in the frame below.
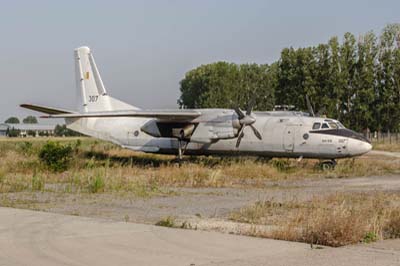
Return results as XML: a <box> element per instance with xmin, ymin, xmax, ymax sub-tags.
<box><xmin>0</xmin><ymin>0</ymin><xmax>399</xmax><ymax>122</ymax></box>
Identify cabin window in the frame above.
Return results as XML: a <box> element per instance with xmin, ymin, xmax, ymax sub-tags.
<box><xmin>312</xmin><ymin>123</ymin><xmax>321</xmax><ymax>130</ymax></box>
<box><xmin>321</xmin><ymin>123</ymin><xmax>329</xmax><ymax>129</ymax></box>
<box><xmin>328</xmin><ymin>122</ymin><xmax>338</xmax><ymax>129</ymax></box>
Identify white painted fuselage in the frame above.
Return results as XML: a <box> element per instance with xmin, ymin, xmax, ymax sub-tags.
<box><xmin>66</xmin><ymin>109</ymin><xmax>372</xmax><ymax>159</ymax></box>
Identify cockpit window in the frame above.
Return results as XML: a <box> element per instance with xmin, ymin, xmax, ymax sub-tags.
<box><xmin>337</xmin><ymin>122</ymin><xmax>345</xmax><ymax>128</ymax></box>
<box><xmin>328</xmin><ymin>122</ymin><xmax>338</xmax><ymax>129</ymax></box>
<box><xmin>312</xmin><ymin>122</ymin><xmax>321</xmax><ymax>130</ymax></box>
<box><xmin>321</xmin><ymin>123</ymin><xmax>329</xmax><ymax>129</ymax></box>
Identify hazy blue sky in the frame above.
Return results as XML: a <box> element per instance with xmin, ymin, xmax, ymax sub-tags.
<box><xmin>0</xmin><ymin>0</ymin><xmax>398</xmax><ymax>122</ymax></box>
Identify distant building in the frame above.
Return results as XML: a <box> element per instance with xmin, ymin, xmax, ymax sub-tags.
<box><xmin>0</xmin><ymin>124</ymin><xmax>8</xmax><ymax>137</ymax></box>
<box><xmin>0</xmin><ymin>123</ymin><xmax>56</xmax><ymax>137</ymax></box>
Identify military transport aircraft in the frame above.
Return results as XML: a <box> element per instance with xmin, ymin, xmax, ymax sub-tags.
<box><xmin>21</xmin><ymin>46</ymin><xmax>372</xmax><ymax>168</ymax></box>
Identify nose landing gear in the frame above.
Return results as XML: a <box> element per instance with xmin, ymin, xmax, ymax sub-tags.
<box><xmin>319</xmin><ymin>159</ymin><xmax>337</xmax><ymax>170</ymax></box>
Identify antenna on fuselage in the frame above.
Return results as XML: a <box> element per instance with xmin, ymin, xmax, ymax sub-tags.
<box><xmin>305</xmin><ymin>95</ymin><xmax>315</xmax><ymax>117</ymax></box>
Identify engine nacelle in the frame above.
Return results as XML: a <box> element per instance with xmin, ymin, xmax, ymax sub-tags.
<box><xmin>141</xmin><ymin>120</ymin><xmax>196</xmax><ymax>139</ymax></box>
<box><xmin>172</xmin><ymin>124</ymin><xmax>195</xmax><ymax>139</ymax></box>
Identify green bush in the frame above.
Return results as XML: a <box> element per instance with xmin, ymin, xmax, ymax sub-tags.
<box><xmin>155</xmin><ymin>216</ymin><xmax>175</xmax><ymax>227</ymax></box>
<box><xmin>38</xmin><ymin>141</ymin><xmax>73</xmax><ymax>172</ymax></box>
<box><xmin>363</xmin><ymin>232</ymin><xmax>378</xmax><ymax>243</ymax></box>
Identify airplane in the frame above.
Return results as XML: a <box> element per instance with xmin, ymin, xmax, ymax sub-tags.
<box><xmin>21</xmin><ymin>46</ymin><xmax>372</xmax><ymax>169</ymax></box>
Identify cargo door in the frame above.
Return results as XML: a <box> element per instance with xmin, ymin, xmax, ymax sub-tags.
<box><xmin>283</xmin><ymin>125</ymin><xmax>296</xmax><ymax>152</ymax></box>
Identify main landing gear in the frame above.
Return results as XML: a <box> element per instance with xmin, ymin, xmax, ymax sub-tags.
<box><xmin>176</xmin><ymin>132</ymin><xmax>189</xmax><ymax>166</ymax></box>
<box><xmin>319</xmin><ymin>159</ymin><xmax>337</xmax><ymax>170</ymax></box>
<box><xmin>177</xmin><ymin>138</ymin><xmax>188</xmax><ymax>161</ymax></box>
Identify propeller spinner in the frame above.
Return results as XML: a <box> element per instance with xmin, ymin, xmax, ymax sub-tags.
<box><xmin>233</xmin><ymin>98</ymin><xmax>262</xmax><ymax>148</ymax></box>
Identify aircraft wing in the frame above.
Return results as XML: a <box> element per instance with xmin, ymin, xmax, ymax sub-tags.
<box><xmin>20</xmin><ymin>104</ymin><xmax>75</xmax><ymax>115</ymax></box>
<box><xmin>21</xmin><ymin>104</ymin><xmax>201</xmax><ymax>121</ymax></box>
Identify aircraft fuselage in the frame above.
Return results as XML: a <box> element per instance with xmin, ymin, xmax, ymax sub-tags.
<box><xmin>66</xmin><ymin>109</ymin><xmax>372</xmax><ymax>159</ymax></box>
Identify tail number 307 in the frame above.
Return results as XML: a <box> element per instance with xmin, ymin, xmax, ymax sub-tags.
<box><xmin>89</xmin><ymin>95</ymin><xmax>99</xmax><ymax>102</ymax></box>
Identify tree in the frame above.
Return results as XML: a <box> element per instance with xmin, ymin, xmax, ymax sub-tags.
<box><xmin>178</xmin><ymin>62</ymin><xmax>275</xmax><ymax>110</ymax></box>
<box><xmin>313</xmin><ymin>43</ymin><xmax>331</xmax><ymax>115</ymax></box>
<box><xmin>352</xmin><ymin>32</ymin><xmax>378</xmax><ymax>132</ymax></box>
<box><xmin>327</xmin><ymin>36</ymin><xmax>342</xmax><ymax>119</ymax></box>
<box><xmin>338</xmin><ymin>32</ymin><xmax>357</xmax><ymax>127</ymax></box>
<box><xmin>276</xmin><ymin>47</ymin><xmax>317</xmax><ymax>112</ymax></box>
<box><xmin>22</xmin><ymin>116</ymin><xmax>38</xmax><ymax>124</ymax></box>
<box><xmin>6</xmin><ymin>127</ymin><xmax>20</xmax><ymax>137</ymax></box>
<box><xmin>54</xmin><ymin>124</ymin><xmax>82</xmax><ymax>137</ymax></box>
<box><xmin>376</xmin><ymin>24</ymin><xmax>400</xmax><ymax>131</ymax></box>
<box><xmin>5</xmin><ymin>117</ymin><xmax>19</xmax><ymax>124</ymax></box>
<box><xmin>177</xmin><ymin>24</ymin><xmax>400</xmax><ymax>133</ymax></box>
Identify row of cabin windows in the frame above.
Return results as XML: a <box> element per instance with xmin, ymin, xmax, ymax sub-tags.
<box><xmin>312</xmin><ymin>122</ymin><xmax>340</xmax><ymax>130</ymax></box>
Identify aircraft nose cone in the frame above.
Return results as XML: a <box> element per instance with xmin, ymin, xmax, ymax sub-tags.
<box><xmin>365</xmin><ymin>142</ymin><xmax>372</xmax><ymax>153</ymax></box>
<box><xmin>348</xmin><ymin>139</ymin><xmax>372</xmax><ymax>156</ymax></box>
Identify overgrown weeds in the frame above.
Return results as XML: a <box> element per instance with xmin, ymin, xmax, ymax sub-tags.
<box><xmin>0</xmin><ymin>138</ymin><xmax>398</xmax><ymax>194</ymax></box>
<box><xmin>230</xmin><ymin>192</ymin><xmax>400</xmax><ymax>247</ymax></box>
<box><xmin>155</xmin><ymin>216</ymin><xmax>176</xmax><ymax>227</ymax></box>
<box><xmin>31</xmin><ymin>174</ymin><xmax>44</xmax><ymax>191</ymax></box>
<box><xmin>87</xmin><ymin>173</ymin><xmax>105</xmax><ymax>193</ymax></box>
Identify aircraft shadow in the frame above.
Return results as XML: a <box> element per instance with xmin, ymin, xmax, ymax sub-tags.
<box><xmin>83</xmin><ymin>150</ymin><xmax>267</xmax><ymax>168</ymax></box>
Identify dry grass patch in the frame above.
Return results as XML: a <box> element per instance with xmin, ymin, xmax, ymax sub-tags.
<box><xmin>230</xmin><ymin>192</ymin><xmax>400</xmax><ymax>247</ymax></box>
<box><xmin>373</xmin><ymin>142</ymin><xmax>400</xmax><ymax>152</ymax></box>
<box><xmin>0</xmin><ymin>138</ymin><xmax>399</xmax><ymax>195</ymax></box>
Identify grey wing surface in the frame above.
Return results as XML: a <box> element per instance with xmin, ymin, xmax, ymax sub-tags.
<box><xmin>20</xmin><ymin>104</ymin><xmax>201</xmax><ymax>122</ymax></box>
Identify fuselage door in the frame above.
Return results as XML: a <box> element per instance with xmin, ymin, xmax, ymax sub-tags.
<box><xmin>283</xmin><ymin>125</ymin><xmax>296</xmax><ymax>152</ymax></box>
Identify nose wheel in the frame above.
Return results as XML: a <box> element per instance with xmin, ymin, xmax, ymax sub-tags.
<box><xmin>319</xmin><ymin>159</ymin><xmax>337</xmax><ymax>170</ymax></box>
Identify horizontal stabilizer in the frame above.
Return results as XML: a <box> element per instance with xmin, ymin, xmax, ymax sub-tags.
<box><xmin>20</xmin><ymin>104</ymin><xmax>75</xmax><ymax>115</ymax></box>
<box><xmin>41</xmin><ymin>109</ymin><xmax>201</xmax><ymax>121</ymax></box>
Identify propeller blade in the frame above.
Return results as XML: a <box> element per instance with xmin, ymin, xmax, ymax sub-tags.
<box><xmin>246</xmin><ymin>94</ymin><xmax>257</xmax><ymax>115</ymax></box>
<box><xmin>234</xmin><ymin>107</ymin><xmax>245</xmax><ymax>119</ymax></box>
<box><xmin>235</xmin><ymin>127</ymin><xmax>245</xmax><ymax>148</ymax></box>
<box><xmin>306</xmin><ymin>95</ymin><xmax>315</xmax><ymax>117</ymax></box>
<box><xmin>236</xmin><ymin>132</ymin><xmax>244</xmax><ymax>148</ymax></box>
<box><xmin>250</xmin><ymin>124</ymin><xmax>262</xmax><ymax>140</ymax></box>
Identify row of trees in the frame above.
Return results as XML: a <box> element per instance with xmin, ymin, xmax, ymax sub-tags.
<box><xmin>179</xmin><ymin>24</ymin><xmax>400</xmax><ymax>132</ymax></box>
<box><xmin>5</xmin><ymin>116</ymin><xmax>38</xmax><ymax>124</ymax></box>
<box><xmin>6</xmin><ymin>125</ymin><xmax>81</xmax><ymax>137</ymax></box>
<box><xmin>178</xmin><ymin>62</ymin><xmax>276</xmax><ymax>111</ymax></box>
<box><xmin>54</xmin><ymin>125</ymin><xmax>82</xmax><ymax>137</ymax></box>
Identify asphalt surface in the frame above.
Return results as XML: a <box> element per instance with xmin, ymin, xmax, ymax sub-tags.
<box><xmin>0</xmin><ymin>207</ymin><xmax>399</xmax><ymax>266</ymax></box>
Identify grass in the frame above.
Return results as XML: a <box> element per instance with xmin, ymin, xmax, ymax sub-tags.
<box><xmin>373</xmin><ymin>142</ymin><xmax>400</xmax><ymax>152</ymax></box>
<box><xmin>0</xmin><ymin>138</ymin><xmax>398</xmax><ymax>196</ymax></box>
<box><xmin>230</xmin><ymin>192</ymin><xmax>400</xmax><ymax>247</ymax></box>
<box><xmin>155</xmin><ymin>216</ymin><xmax>176</xmax><ymax>227</ymax></box>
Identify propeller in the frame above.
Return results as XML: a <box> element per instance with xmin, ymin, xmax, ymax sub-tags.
<box><xmin>233</xmin><ymin>97</ymin><xmax>262</xmax><ymax>148</ymax></box>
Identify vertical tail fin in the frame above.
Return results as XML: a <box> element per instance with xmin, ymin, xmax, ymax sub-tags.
<box><xmin>74</xmin><ymin>46</ymin><xmax>138</xmax><ymax>112</ymax></box>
